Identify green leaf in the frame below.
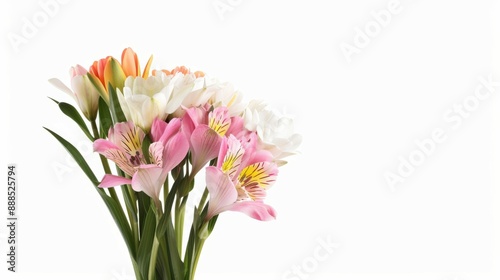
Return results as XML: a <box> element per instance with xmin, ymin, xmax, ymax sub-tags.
<box><xmin>98</xmin><ymin>97</ymin><xmax>112</xmax><ymax>138</ymax></box>
<box><xmin>208</xmin><ymin>214</ymin><xmax>218</xmax><ymax>234</ymax></box>
<box><xmin>183</xmin><ymin>222</ymin><xmax>196</xmax><ymax>276</ymax></box>
<box><xmin>176</xmin><ymin>176</ymin><xmax>194</xmax><ymax>198</ymax></box>
<box><xmin>137</xmin><ymin>205</ymin><xmax>156</xmax><ymax>279</ymax></box>
<box><xmin>44</xmin><ymin>127</ymin><xmax>98</xmax><ymax>185</ymax></box>
<box><xmin>48</xmin><ymin>96</ymin><xmax>60</xmax><ymax>104</ymax></box>
<box><xmin>108</xmin><ymin>83</ymin><xmax>127</xmax><ymax>124</ymax></box>
<box><xmin>158</xmin><ymin>216</ymin><xmax>183</xmax><ymax>279</ymax></box>
<box><xmin>97</xmin><ymin>186</ymin><xmax>137</xmax><ymax>258</ymax></box>
<box><xmin>121</xmin><ymin>184</ymin><xmax>138</xmax><ymax>223</ymax></box>
<box><xmin>155</xmin><ymin>236</ymin><xmax>170</xmax><ymax>279</ymax></box>
<box><xmin>138</xmin><ymin>192</ymin><xmax>151</xmax><ymax>237</ymax></box>
<box><xmin>57</xmin><ymin>102</ymin><xmax>94</xmax><ymax>141</ymax></box>
<box><xmin>44</xmin><ymin>128</ymin><xmax>136</xmax><ymax>258</ymax></box>
<box><xmin>158</xmin><ymin>182</ymin><xmax>178</xmax><ymax>236</ymax></box>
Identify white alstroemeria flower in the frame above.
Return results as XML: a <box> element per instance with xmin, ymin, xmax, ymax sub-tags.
<box><xmin>164</xmin><ymin>72</ymin><xmax>202</xmax><ymax>114</ymax></box>
<box><xmin>243</xmin><ymin>100</ymin><xmax>302</xmax><ymax>165</ymax></box>
<box><xmin>179</xmin><ymin>76</ymin><xmax>246</xmax><ymax>117</ymax></box>
<box><xmin>118</xmin><ymin>74</ymin><xmax>169</xmax><ymax>132</ymax></box>
<box><xmin>207</xmin><ymin>81</ymin><xmax>245</xmax><ymax>117</ymax></box>
<box><xmin>118</xmin><ymin>72</ymin><xmax>199</xmax><ymax>132</ymax></box>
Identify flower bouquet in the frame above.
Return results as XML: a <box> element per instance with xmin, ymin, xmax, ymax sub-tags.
<box><xmin>46</xmin><ymin>48</ymin><xmax>301</xmax><ymax>279</ymax></box>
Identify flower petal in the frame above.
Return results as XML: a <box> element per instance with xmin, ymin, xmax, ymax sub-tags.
<box><xmin>90</xmin><ymin>56</ymin><xmax>110</xmax><ymax>87</ymax></box>
<box><xmin>131</xmin><ymin>165</ymin><xmax>164</xmax><ymax>201</ymax></box>
<box><xmin>190</xmin><ymin>125</ymin><xmax>222</xmax><ymax>175</ymax></box>
<box><xmin>208</xmin><ymin>107</ymin><xmax>231</xmax><ymax>136</ymax></box>
<box><xmin>48</xmin><ymin>78</ymin><xmax>74</xmax><ymax>96</ymax></box>
<box><xmin>158</xmin><ymin>118</ymin><xmax>182</xmax><ymax>145</ymax></box>
<box><xmin>93</xmin><ymin>139</ymin><xmax>120</xmax><ymax>153</ymax></box>
<box><xmin>112</xmin><ymin>122</ymin><xmax>145</xmax><ymax>161</ymax></box>
<box><xmin>121</xmin><ymin>47</ymin><xmax>140</xmax><ymax>77</ymax></box>
<box><xmin>148</xmin><ymin>142</ymin><xmax>164</xmax><ymax>167</ymax></box>
<box><xmin>142</xmin><ymin>55</ymin><xmax>154</xmax><ymax>78</ymax></box>
<box><xmin>162</xmin><ymin>130</ymin><xmax>189</xmax><ymax>174</ymax></box>
<box><xmin>238</xmin><ymin>162</ymin><xmax>278</xmax><ymax>191</ymax></box>
<box><xmin>226</xmin><ymin>201</ymin><xmax>276</xmax><ymax>221</ymax></box>
<box><xmin>98</xmin><ymin>174</ymin><xmax>131</xmax><ymax>188</ymax></box>
<box><xmin>206</xmin><ymin>167</ymin><xmax>237</xmax><ymax>220</ymax></box>
<box><xmin>150</xmin><ymin>118</ymin><xmax>167</xmax><ymax>142</ymax></box>
<box><xmin>104</xmin><ymin>57</ymin><xmax>126</xmax><ymax>90</ymax></box>
<box><xmin>102</xmin><ymin>148</ymin><xmax>137</xmax><ymax>176</ymax></box>
<box><xmin>220</xmin><ymin>135</ymin><xmax>244</xmax><ymax>179</ymax></box>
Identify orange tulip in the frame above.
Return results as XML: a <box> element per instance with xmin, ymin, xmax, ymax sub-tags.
<box><xmin>120</xmin><ymin>47</ymin><xmax>153</xmax><ymax>79</ymax></box>
<box><xmin>121</xmin><ymin>47</ymin><xmax>140</xmax><ymax>77</ymax></box>
<box><xmin>89</xmin><ymin>56</ymin><xmax>110</xmax><ymax>87</ymax></box>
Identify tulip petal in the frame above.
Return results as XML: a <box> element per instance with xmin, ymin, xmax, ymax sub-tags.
<box><xmin>142</xmin><ymin>55</ymin><xmax>154</xmax><ymax>79</ymax></box>
<box><xmin>121</xmin><ymin>47</ymin><xmax>140</xmax><ymax>77</ymax></box>
<box><xmin>70</xmin><ymin>64</ymin><xmax>87</xmax><ymax>77</ymax></box>
<box><xmin>90</xmin><ymin>57</ymin><xmax>110</xmax><ymax>86</ymax></box>
<box><xmin>48</xmin><ymin>78</ymin><xmax>74</xmax><ymax>96</ymax></box>
<box><xmin>104</xmin><ymin>57</ymin><xmax>126</xmax><ymax>90</ymax></box>
<box><xmin>87</xmin><ymin>72</ymin><xmax>108</xmax><ymax>103</ymax></box>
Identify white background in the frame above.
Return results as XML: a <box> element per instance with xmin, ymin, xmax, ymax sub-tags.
<box><xmin>1</xmin><ymin>0</ymin><xmax>500</xmax><ymax>279</ymax></box>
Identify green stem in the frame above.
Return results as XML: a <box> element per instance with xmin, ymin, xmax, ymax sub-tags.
<box><xmin>191</xmin><ymin>238</ymin><xmax>206</xmax><ymax>280</ymax></box>
<box><xmin>163</xmin><ymin>176</ymin><xmax>169</xmax><ymax>213</ymax></box>
<box><xmin>124</xmin><ymin>192</ymin><xmax>139</xmax><ymax>250</ymax></box>
<box><xmin>148</xmin><ymin>201</ymin><xmax>163</xmax><ymax>280</ymax></box>
<box><xmin>175</xmin><ymin>194</ymin><xmax>187</xmax><ymax>256</ymax></box>
<box><xmin>125</xmin><ymin>186</ymin><xmax>139</xmax><ymax>247</ymax></box>
<box><xmin>197</xmin><ymin>188</ymin><xmax>209</xmax><ymax>214</ymax></box>
<box><xmin>148</xmin><ymin>235</ymin><xmax>160</xmax><ymax>280</ymax></box>
<box><xmin>131</xmin><ymin>258</ymin><xmax>143</xmax><ymax>280</ymax></box>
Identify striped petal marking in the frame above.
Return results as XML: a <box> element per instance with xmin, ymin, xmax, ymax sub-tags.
<box><xmin>237</xmin><ymin>162</ymin><xmax>278</xmax><ymax>201</ymax></box>
<box><xmin>208</xmin><ymin>107</ymin><xmax>231</xmax><ymax>137</ymax></box>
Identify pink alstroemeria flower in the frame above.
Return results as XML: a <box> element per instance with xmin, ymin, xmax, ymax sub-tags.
<box><xmin>131</xmin><ymin>118</ymin><xmax>189</xmax><ymax>203</ymax></box>
<box><xmin>183</xmin><ymin>106</ymin><xmax>234</xmax><ymax>176</ymax></box>
<box><xmin>94</xmin><ymin>121</ymin><xmax>146</xmax><ymax>176</ymax></box>
<box><xmin>205</xmin><ymin>135</ymin><xmax>278</xmax><ymax>221</ymax></box>
<box><xmin>94</xmin><ymin>119</ymin><xmax>189</xmax><ymax>204</ymax></box>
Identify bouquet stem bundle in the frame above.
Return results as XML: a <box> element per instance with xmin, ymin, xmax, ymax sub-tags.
<box><xmin>46</xmin><ymin>48</ymin><xmax>301</xmax><ymax>279</ymax></box>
